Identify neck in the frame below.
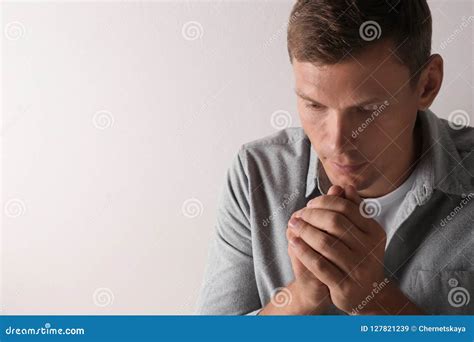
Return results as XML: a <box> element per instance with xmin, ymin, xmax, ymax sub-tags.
<box><xmin>362</xmin><ymin>116</ymin><xmax>423</xmax><ymax>198</ymax></box>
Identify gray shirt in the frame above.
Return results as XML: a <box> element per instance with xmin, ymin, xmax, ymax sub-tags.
<box><xmin>196</xmin><ymin>109</ymin><xmax>474</xmax><ymax>315</ymax></box>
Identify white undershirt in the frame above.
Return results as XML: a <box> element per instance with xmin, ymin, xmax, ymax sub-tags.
<box><xmin>364</xmin><ymin>170</ymin><xmax>417</xmax><ymax>249</ymax></box>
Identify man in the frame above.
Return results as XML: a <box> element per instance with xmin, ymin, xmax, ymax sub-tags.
<box><xmin>196</xmin><ymin>0</ymin><xmax>473</xmax><ymax>315</ymax></box>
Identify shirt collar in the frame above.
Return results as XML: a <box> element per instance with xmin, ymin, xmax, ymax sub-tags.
<box><xmin>305</xmin><ymin>109</ymin><xmax>472</xmax><ymax>200</ymax></box>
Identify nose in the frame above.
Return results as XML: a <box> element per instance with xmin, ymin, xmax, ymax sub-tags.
<box><xmin>327</xmin><ymin>111</ymin><xmax>356</xmax><ymax>153</ymax></box>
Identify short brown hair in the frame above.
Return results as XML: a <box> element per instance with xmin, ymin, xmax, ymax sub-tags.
<box><xmin>287</xmin><ymin>0</ymin><xmax>432</xmax><ymax>82</ymax></box>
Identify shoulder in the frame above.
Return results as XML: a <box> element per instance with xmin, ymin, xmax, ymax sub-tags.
<box><xmin>238</xmin><ymin>127</ymin><xmax>309</xmax><ymax>165</ymax></box>
<box><xmin>439</xmin><ymin>117</ymin><xmax>474</xmax><ymax>169</ymax></box>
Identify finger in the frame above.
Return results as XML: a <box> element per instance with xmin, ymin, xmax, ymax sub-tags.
<box><xmin>327</xmin><ymin>185</ymin><xmax>344</xmax><ymax>197</ymax></box>
<box><xmin>292</xmin><ymin>210</ymin><xmax>366</xmax><ymax>250</ymax></box>
<box><xmin>289</xmin><ymin>236</ymin><xmax>345</xmax><ymax>289</ymax></box>
<box><xmin>289</xmin><ymin>218</ymin><xmax>355</xmax><ymax>274</ymax></box>
<box><xmin>304</xmin><ymin>196</ymin><xmax>371</xmax><ymax>235</ymax></box>
<box><xmin>343</xmin><ymin>185</ymin><xmax>363</xmax><ymax>205</ymax></box>
<box><xmin>290</xmin><ymin>208</ymin><xmax>304</xmax><ymax>221</ymax></box>
<box><xmin>320</xmin><ymin>185</ymin><xmax>345</xmax><ymax>209</ymax></box>
<box><xmin>287</xmin><ymin>228</ymin><xmax>306</xmax><ymax>274</ymax></box>
<box><xmin>305</xmin><ymin>185</ymin><xmax>343</xmax><ymax>209</ymax></box>
<box><xmin>287</xmin><ymin>226</ymin><xmax>315</xmax><ymax>280</ymax></box>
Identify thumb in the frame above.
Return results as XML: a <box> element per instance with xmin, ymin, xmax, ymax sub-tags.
<box><xmin>344</xmin><ymin>184</ymin><xmax>363</xmax><ymax>205</ymax></box>
<box><xmin>327</xmin><ymin>185</ymin><xmax>344</xmax><ymax>197</ymax></box>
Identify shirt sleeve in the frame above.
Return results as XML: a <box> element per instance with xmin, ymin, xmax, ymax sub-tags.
<box><xmin>195</xmin><ymin>148</ymin><xmax>262</xmax><ymax>315</ymax></box>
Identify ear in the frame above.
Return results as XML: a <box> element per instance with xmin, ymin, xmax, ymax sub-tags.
<box><xmin>417</xmin><ymin>54</ymin><xmax>443</xmax><ymax>111</ymax></box>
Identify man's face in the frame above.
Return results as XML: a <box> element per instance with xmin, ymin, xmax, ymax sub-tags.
<box><xmin>293</xmin><ymin>40</ymin><xmax>422</xmax><ymax>197</ymax></box>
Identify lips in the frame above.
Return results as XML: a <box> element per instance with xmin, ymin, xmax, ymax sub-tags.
<box><xmin>332</xmin><ymin>161</ymin><xmax>367</xmax><ymax>173</ymax></box>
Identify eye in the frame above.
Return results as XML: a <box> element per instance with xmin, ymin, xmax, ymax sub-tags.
<box><xmin>357</xmin><ymin>106</ymin><xmax>374</xmax><ymax>114</ymax></box>
<box><xmin>357</xmin><ymin>103</ymin><xmax>382</xmax><ymax>114</ymax></box>
<box><xmin>305</xmin><ymin>103</ymin><xmax>324</xmax><ymax>110</ymax></box>
<box><xmin>362</xmin><ymin>102</ymin><xmax>388</xmax><ymax>112</ymax></box>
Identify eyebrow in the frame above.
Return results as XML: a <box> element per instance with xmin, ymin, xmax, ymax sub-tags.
<box><xmin>294</xmin><ymin>88</ymin><xmax>386</xmax><ymax>108</ymax></box>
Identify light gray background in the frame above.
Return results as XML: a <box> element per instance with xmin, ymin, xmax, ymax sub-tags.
<box><xmin>1</xmin><ymin>0</ymin><xmax>473</xmax><ymax>314</ymax></box>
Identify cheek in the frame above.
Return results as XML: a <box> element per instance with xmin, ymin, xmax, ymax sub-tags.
<box><xmin>298</xmin><ymin>113</ymin><xmax>328</xmax><ymax>147</ymax></box>
<box><xmin>349</xmin><ymin>117</ymin><xmax>392</xmax><ymax>159</ymax></box>
<box><xmin>358</xmin><ymin>121</ymin><xmax>386</xmax><ymax>140</ymax></box>
<box><xmin>297</xmin><ymin>105</ymin><xmax>326</xmax><ymax>132</ymax></box>
<box><xmin>356</xmin><ymin>116</ymin><xmax>405</xmax><ymax>162</ymax></box>
<box><xmin>374</xmin><ymin>99</ymin><xmax>417</xmax><ymax>137</ymax></box>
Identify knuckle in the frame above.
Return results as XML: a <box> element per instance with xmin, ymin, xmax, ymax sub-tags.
<box><xmin>297</xmin><ymin>242</ymin><xmax>309</xmax><ymax>258</ymax></box>
<box><xmin>339</xmin><ymin>201</ymin><xmax>351</xmax><ymax>215</ymax></box>
<box><xmin>310</xmin><ymin>254</ymin><xmax>324</xmax><ymax>271</ymax></box>
<box><xmin>299</xmin><ymin>208</ymin><xmax>311</xmax><ymax>222</ymax></box>
<box><xmin>332</xmin><ymin>214</ymin><xmax>346</xmax><ymax>229</ymax></box>
<box><xmin>339</xmin><ymin>280</ymin><xmax>352</xmax><ymax>297</ymax></box>
<box><xmin>291</xmin><ymin>210</ymin><xmax>301</xmax><ymax>219</ymax></box>
<box><xmin>318</xmin><ymin>234</ymin><xmax>333</xmax><ymax>252</ymax></box>
<box><xmin>327</xmin><ymin>211</ymin><xmax>339</xmax><ymax>226</ymax></box>
<box><xmin>305</xmin><ymin>207</ymin><xmax>319</xmax><ymax>220</ymax></box>
<box><xmin>308</xmin><ymin>197</ymin><xmax>320</xmax><ymax>207</ymax></box>
<box><xmin>297</xmin><ymin>221</ymin><xmax>307</xmax><ymax>237</ymax></box>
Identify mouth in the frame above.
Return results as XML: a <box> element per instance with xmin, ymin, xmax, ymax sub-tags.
<box><xmin>331</xmin><ymin>161</ymin><xmax>368</xmax><ymax>174</ymax></box>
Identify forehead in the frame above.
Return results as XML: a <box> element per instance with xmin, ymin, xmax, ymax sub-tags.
<box><xmin>292</xmin><ymin>40</ymin><xmax>411</xmax><ymax>104</ymax></box>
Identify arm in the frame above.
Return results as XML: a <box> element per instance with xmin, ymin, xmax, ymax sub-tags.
<box><xmin>195</xmin><ymin>149</ymin><xmax>261</xmax><ymax>315</ymax></box>
<box><xmin>258</xmin><ymin>281</ymin><xmax>330</xmax><ymax>315</ymax></box>
<box><xmin>355</xmin><ymin>281</ymin><xmax>425</xmax><ymax>315</ymax></box>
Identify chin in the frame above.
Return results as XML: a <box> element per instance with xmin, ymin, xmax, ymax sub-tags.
<box><xmin>326</xmin><ymin>167</ymin><xmax>371</xmax><ymax>192</ymax></box>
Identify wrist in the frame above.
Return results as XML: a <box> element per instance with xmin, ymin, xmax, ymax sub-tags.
<box><xmin>290</xmin><ymin>280</ymin><xmax>331</xmax><ymax>315</ymax></box>
<box><xmin>355</xmin><ymin>282</ymin><xmax>423</xmax><ymax>315</ymax></box>
<box><xmin>259</xmin><ymin>281</ymin><xmax>330</xmax><ymax>315</ymax></box>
